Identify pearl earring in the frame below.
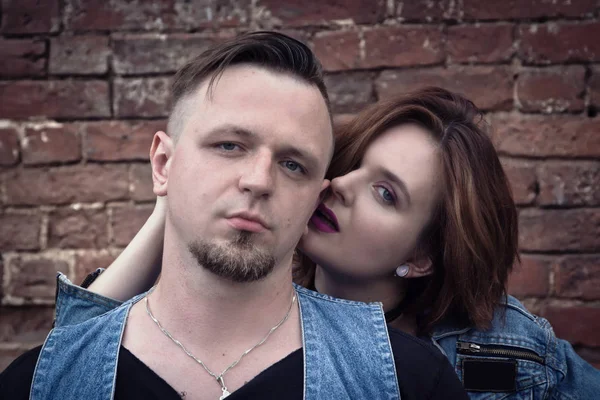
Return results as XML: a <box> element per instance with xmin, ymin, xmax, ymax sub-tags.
<box><xmin>395</xmin><ymin>264</ymin><xmax>410</xmax><ymax>277</ymax></box>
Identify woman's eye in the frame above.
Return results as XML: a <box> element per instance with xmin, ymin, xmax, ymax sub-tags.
<box><xmin>376</xmin><ymin>186</ymin><xmax>395</xmax><ymax>204</ymax></box>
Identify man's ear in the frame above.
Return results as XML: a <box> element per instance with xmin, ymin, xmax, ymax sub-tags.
<box><xmin>318</xmin><ymin>179</ymin><xmax>330</xmax><ymax>202</ymax></box>
<box><xmin>150</xmin><ymin>131</ymin><xmax>174</xmax><ymax>196</ymax></box>
<box><xmin>404</xmin><ymin>256</ymin><xmax>434</xmax><ymax>278</ymax></box>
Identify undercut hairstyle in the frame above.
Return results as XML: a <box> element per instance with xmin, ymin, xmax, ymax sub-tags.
<box><xmin>167</xmin><ymin>31</ymin><xmax>332</xmax><ymax>139</ymax></box>
<box><xmin>295</xmin><ymin>87</ymin><xmax>519</xmax><ymax>332</ymax></box>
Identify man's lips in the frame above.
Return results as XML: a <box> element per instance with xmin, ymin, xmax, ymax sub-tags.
<box><xmin>226</xmin><ymin>212</ymin><xmax>270</xmax><ymax>233</ymax></box>
<box><xmin>309</xmin><ymin>203</ymin><xmax>339</xmax><ymax>233</ymax></box>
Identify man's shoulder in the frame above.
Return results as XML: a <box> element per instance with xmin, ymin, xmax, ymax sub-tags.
<box><xmin>0</xmin><ymin>345</ymin><xmax>42</xmax><ymax>399</ymax></box>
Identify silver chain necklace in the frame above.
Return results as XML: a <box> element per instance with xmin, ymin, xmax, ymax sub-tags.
<box><xmin>144</xmin><ymin>293</ymin><xmax>297</xmax><ymax>400</ymax></box>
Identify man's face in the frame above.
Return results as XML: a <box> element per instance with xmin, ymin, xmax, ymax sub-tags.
<box><xmin>158</xmin><ymin>65</ymin><xmax>332</xmax><ymax>281</ymax></box>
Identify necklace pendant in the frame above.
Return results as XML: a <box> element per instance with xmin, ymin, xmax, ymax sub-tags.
<box><xmin>219</xmin><ymin>389</ymin><xmax>230</xmax><ymax>399</ymax></box>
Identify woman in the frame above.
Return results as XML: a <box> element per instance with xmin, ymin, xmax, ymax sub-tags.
<box><xmin>56</xmin><ymin>87</ymin><xmax>600</xmax><ymax>398</ymax></box>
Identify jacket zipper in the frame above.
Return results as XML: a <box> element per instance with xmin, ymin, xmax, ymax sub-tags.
<box><xmin>457</xmin><ymin>342</ymin><xmax>545</xmax><ymax>364</ymax></box>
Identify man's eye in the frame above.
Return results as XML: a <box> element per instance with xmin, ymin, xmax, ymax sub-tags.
<box><xmin>218</xmin><ymin>142</ymin><xmax>239</xmax><ymax>151</ymax></box>
<box><xmin>282</xmin><ymin>160</ymin><xmax>305</xmax><ymax>174</ymax></box>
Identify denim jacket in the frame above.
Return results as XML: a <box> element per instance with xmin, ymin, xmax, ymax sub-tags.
<box><xmin>32</xmin><ymin>273</ymin><xmax>401</xmax><ymax>400</ymax></box>
<box><xmin>430</xmin><ymin>295</ymin><xmax>600</xmax><ymax>399</ymax></box>
<box><xmin>48</xmin><ymin>273</ymin><xmax>599</xmax><ymax>399</ymax></box>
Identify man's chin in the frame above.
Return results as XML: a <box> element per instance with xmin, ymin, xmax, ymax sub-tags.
<box><xmin>188</xmin><ymin>238</ymin><xmax>276</xmax><ymax>283</ymax></box>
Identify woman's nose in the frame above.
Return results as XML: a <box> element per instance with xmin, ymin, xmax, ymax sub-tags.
<box><xmin>329</xmin><ymin>172</ymin><xmax>356</xmax><ymax>206</ymax></box>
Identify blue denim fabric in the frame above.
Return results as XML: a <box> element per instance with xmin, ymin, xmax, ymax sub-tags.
<box><xmin>430</xmin><ymin>295</ymin><xmax>600</xmax><ymax>399</ymax></box>
<box><xmin>33</xmin><ymin>273</ymin><xmax>401</xmax><ymax>400</ymax></box>
<box><xmin>54</xmin><ymin>270</ymin><xmax>122</xmax><ymax>327</ymax></box>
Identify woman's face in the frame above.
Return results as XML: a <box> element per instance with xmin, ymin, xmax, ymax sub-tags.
<box><xmin>299</xmin><ymin>123</ymin><xmax>442</xmax><ymax>280</ymax></box>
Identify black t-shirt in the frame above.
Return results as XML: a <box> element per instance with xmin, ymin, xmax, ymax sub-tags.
<box><xmin>1</xmin><ymin>327</ymin><xmax>467</xmax><ymax>400</ymax></box>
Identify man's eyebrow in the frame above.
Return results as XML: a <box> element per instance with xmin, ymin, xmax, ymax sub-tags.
<box><xmin>380</xmin><ymin>168</ymin><xmax>411</xmax><ymax>205</ymax></box>
<box><xmin>206</xmin><ymin>124</ymin><xmax>257</xmax><ymax>138</ymax></box>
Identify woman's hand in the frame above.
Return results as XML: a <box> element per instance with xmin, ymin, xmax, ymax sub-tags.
<box><xmin>85</xmin><ymin>196</ymin><xmax>166</xmax><ymax>301</ymax></box>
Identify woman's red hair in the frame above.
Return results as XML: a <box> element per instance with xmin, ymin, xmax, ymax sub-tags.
<box><xmin>295</xmin><ymin>87</ymin><xmax>519</xmax><ymax>331</ymax></box>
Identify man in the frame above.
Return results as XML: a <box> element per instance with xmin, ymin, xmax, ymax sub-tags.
<box><xmin>1</xmin><ymin>32</ymin><xmax>467</xmax><ymax>400</ymax></box>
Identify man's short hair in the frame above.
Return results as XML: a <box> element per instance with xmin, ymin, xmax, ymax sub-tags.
<box><xmin>167</xmin><ymin>31</ymin><xmax>332</xmax><ymax>139</ymax></box>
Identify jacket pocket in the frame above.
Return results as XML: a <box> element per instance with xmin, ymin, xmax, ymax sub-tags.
<box><xmin>456</xmin><ymin>341</ymin><xmax>548</xmax><ymax>400</ymax></box>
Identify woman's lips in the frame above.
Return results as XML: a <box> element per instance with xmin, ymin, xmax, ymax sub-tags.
<box><xmin>309</xmin><ymin>203</ymin><xmax>339</xmax><ymax>233</ymax></box>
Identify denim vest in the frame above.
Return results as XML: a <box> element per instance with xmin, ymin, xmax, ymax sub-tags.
<box><xmin>430</xmin><ymin>295</ymin><xmax>600</xmax><ymax>399</ymax></box>
<box><xmin>31</xmin><ymin>273</ymin><xmax>401</xmax><ymax>400</ymax></box>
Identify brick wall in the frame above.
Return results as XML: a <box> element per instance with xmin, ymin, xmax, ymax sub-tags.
<box><xmin>1</xmin><ymin>0</ymin><xmax>599</xmax><ymax>370</ymax></box>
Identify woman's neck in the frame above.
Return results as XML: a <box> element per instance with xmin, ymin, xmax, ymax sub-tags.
<box><xmin>313</xmin><ymin>265</ymin><xmax>419</xmax><ymax>335</ymax></box>
<box><xmin>313</xmin><ymin>265</ymin><xmax>405</xmax><ymax>311</ymax></box>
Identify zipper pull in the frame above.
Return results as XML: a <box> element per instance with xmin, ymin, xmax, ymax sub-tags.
<box><xmin>457</xmin><ymin>342</ymin><xmax>481</xmax><ymax>352</ymax></box>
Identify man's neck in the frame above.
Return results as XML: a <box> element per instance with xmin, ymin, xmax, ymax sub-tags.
<box><xmin>122</xmin><ymin>246</ymin><xmax>302</xmax><ymax>400</ymax></box>
<box><xmin>147</xmin><ymin>244</ymin><xmax>297</xmax><ymax>345</ymax></box>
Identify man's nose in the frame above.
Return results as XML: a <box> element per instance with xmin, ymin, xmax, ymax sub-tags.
<box><xmin>238</xmin><ymin>151</ymin><xmax>274</xmax><ymax>198</ymax></box>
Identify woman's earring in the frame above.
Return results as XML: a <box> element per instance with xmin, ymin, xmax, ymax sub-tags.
<box><xmin>395</xmin><ymin>264</ymin><xmax>410</xmax><ymax>278</ymax></box>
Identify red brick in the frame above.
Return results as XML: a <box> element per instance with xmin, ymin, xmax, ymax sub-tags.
<box><xmin>256</xmin><ymin>0</ymin><xmax>385</xmax><ymax>26</ymax></box>
<box><xmin>519</xmin><ymin>22</ymin><xmax>600</xmax><ymax>64</ymax></box>
<box><xmin>590</xmin><ymin>66</ymin><xmax>600</xmax><ymax>108</ymax></box>
<box><xmin>543</xmin><ymin>306</ymin><xmax>600</xmax><ymax>347</ymax></box>
<box><xmin>447</xmin><ymin>24</ymin><xmax>514</xmax><ymax>64</ymax></box>
<box><xmin>113</xmin><ymin>78</ymin><xmax>171</xmax><ymax>118</ymax></box>
<box><xmin>396</xmin><ymin>0</ymin><xmax>460</xmax><ymax>21</ymax></box>
<box><xmin>64</xmin><ymin>0</ymin><xmax>247</xmax><ymax>31</ymax></box>
<box><xmin>500</xmin><ymin>158</ymin><xmax>538</xmax><ymax>206</ymax></box>
<box><xmin>324</xmin><ymin>72</ymin><xmax>375</xmax><ymax>114</ymax></box>
<box><xmin>1</xmin><ymin>0</ymin><xmax>60</xmax><ymax>34</ymax></box>
<box><xmin>517</xmin><ymin>66</ymin><xmax>585</xmax><ymax>113</ymax></box>
<box><xmin>0</xmin><ymin>127</ymin><xmax>20</xmax><ymax>166</ymax></box>
<box><xmin>312</xmin><ymin>31</ymin><xmax>361</xmax><ymax>72</ymax></box>
<box><xmin>5</xmin><ymin>254</ymin><xmax>70</xmax><ymax>301</ymax></box>
<box><xmin>5</xmin><ymin>164</ymin><xmax>130</xmax><ymax>205</ymax></box>
<box><xmin>73</xmin><ymin>251</ymin><xmax>116</xmax><ymax>283</ymax></box>
<box><xmin>0</xmin><ymin>257</ymin><xmax>4</xmax><ymax>298</ymax></box>
<box><xmin>463</xmin><ymin>0</ymin><xmax>596</xmax><ymax>20</ymax></box>
<box><xmin>130</xmin><ymin>163</ymin><xmax>155</xmax><ymax>201</ymax></box>
<box><xmin>0</xmin><ymin>212</ymin><xmax>41</xmax><ymax>251</ymax></box>
<box><xmin>112</xmin><ymin>34</ymin><xmax>219</xmax><ymax>75</ymax></box>
<box><xmin>0</xmin><ymin>38</ymin><xmax>46</xmax><ymax>77</ymax></box>
<box><xmin>518</xmin><ymin>298</ymin><xmax>543</xmax><ymax>315</ymax></box>
<box><xmin>519</xmin><ymin>209</ymin><xmax>600</xmax><ymax>252</ymax></box>
<box><xmin>537</xmin><ymin>161</ymin><xmax>600</xmax><ymax>206</ymax></box>
<box><xmin>376</xmin><ymin>66</ymin><xmax>514</xmax><ymax>111</ymax></box>
<box><xmin>48</xmin><ymin>208</ymin><xmax>108</xmax><ymax>249</ymax></box>
<box><xmin>22</xmin><ymin>124</ymin><xmax>81</xmax><ymax>166</ymax></box>
<box><xmin>0</xmin><ymin>306</ymin><xmax>54</xmax><ymax>343</ymax></box>
<box><xmin>49</xmin><ymin>36</ymin><xmax>110</xmax><ymax>75</ymax></box>
<box><xmin>84</xmin><ymin>120</ymin><xmax>165</xmax><ymax>161</ymax></box>
<box><xmin>507</xmin><ymin>255</ymin><xmax>551</xmax><ymax>298</ymax></box>
<box><xmin>0</xmin><ymin>81</ymin><xmax>110</xmax><ymax>120</ymax></box>
<box><xmin>362</xmin><ymin>26</ymin><xmax>444</xmax><ymax>69</ymax></box>
<box><xmin>490</xmin><ymin>114</ymin><xmax>600</xmax><ymax>157</ymax></box>
<box><xmin>111</xmin><ymin>205</ymin><xmax>153</xmax><ymax>246</ymax></box>
<box><xmin>554</xmin><ymin>255</ymin><xmax>600</xmax><ymax>301</ymax></box>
